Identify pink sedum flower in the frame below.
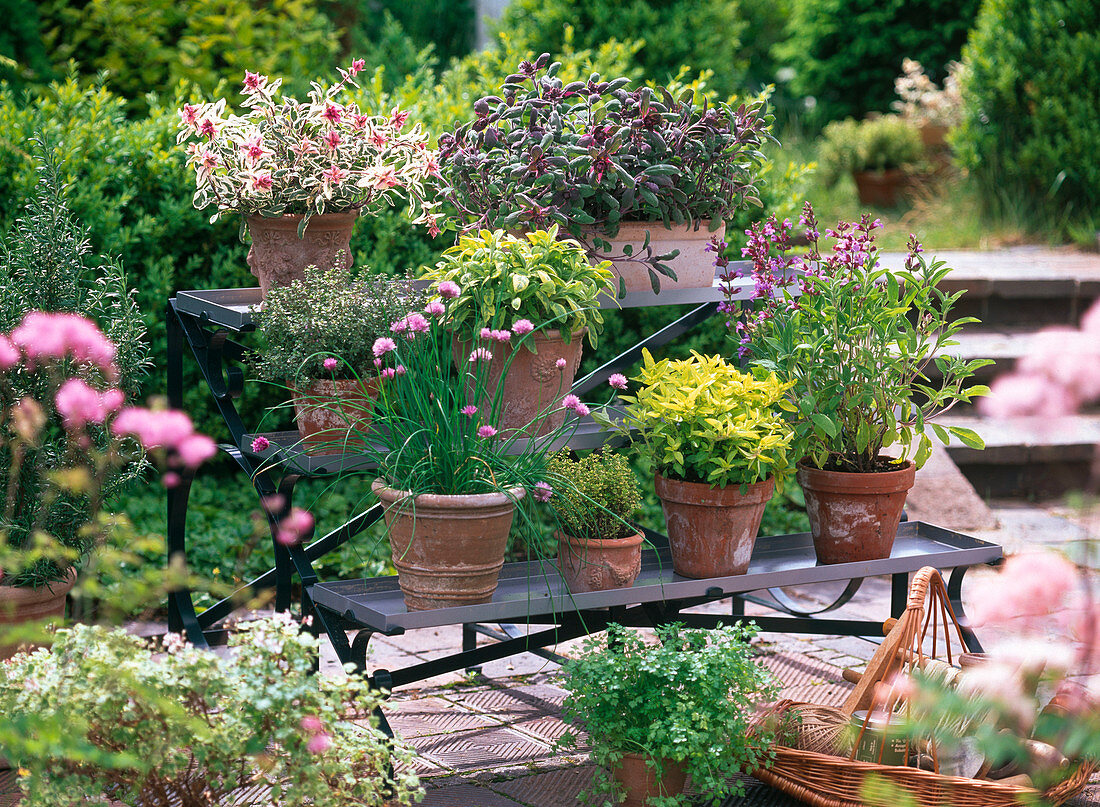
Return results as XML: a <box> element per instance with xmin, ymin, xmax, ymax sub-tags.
<box><xmin>533</xmin><ymin>482</ymin><xmax>552</xmax><ymax>502</ymax></box>
<box><xmin>608</xmin><ymin>373</ymin><xmax>628</xmax><ymax>390</ymax></box>
<box><xmin>512</xmin><ymin>319</ymin><xmax>534</xmax><ymax>335</ymax></box>
<box><xmin>437</xmin><ymin>280</ymin><xmax>461</xmax><ymax>299</ymax></box>
<box><xmin>373</xmin><ymin>337</ymin><xmax>397</xmax><ymax>356</ymax></box>
<box><xmin>477</xmin><ymin>425</ymin><xmax>498</xmax><ymax>439</ymax></box>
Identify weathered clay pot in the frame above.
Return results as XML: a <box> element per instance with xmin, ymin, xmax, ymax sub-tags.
<box><xmin>919</xmin><ymin>123</ymin><xmax>950</xmax><ymax>149</ymax></box>
<box><xmin>654</xmin><ymin>473</ymin><xmax>774</xmax><ymax>579</ymax></box>
<box><xmin>853</xmin><ymin>170</ymin><xmax>908</xmax><ymax>207</ymax></box>
<box><xmin>245</xmin><ymin>211</ymin><xmax>358</xmax><ymax>295</ymax></box>
<box><xmin>613</xmin><ymin>753</ymin><xmax>688</xmax><ymax>807</ymax></box>
<box><xmin>372</xmin><ymin>481</ymin><xmax>524</xmax><ymax>611</ymax></box>
<box><xmin>293</xmin><ymin>377</ymin><xmax>377</xmax><ymax>455</ymax></box>
<box><xmin>556</xmin><ymin>531</ymin><xmax>643</xmax><ymax>593</ymax></box>
<box><xmin>454</xmin><ymin>328</ymin><xmax>585</xmax><ymax>437</ymax></box>
<box><xmin>797</xmin><ymin>460</ymin><xmax>916</xmax><ymax>565</ymax></box>
<box><xmin>0</xmin><ymin>567</ymin><xmax>77</xmax><ymax>661</ymax></box>
<box><xmin>584</xmin><ymin>220</ymin><xmax>723</xmax><ymax>294</ymax></box>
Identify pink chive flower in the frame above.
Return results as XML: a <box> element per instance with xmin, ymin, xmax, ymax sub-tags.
<box><xmin>555</xmin><ymin>358</ymin><xmax>567</xmax><ymax>370</ymax></box>
<box><xmin>512</xmin><ymin>319</ymin><xmax>534</xmax><ymax>335</ymax></box>
<box><xmin>277</xmin><ymin>507</ymin><xmax>314</xmax><ymax>546</ymax></box>
<box><xmin>394</xmin><ymin>365</ymin><xmax>406</xmax><ymax>376</ymax></box>
<box><xmin>300</xmin><ymin>715</ymin><xmax>323</xmax><ymax>733</ymax></box>
<box><xmin>608</xmin><ymin>373</ymin><xmax>628</xmax><ymax>390</ymax></box>
<box><xmin>251</xmin><ymin>435</ymin><xmax>271</xmax><ymax>452</ymax></box>
<box><xmin>0</xmin><ymin>336</ymin><xmax>19</xmax><ymax>369</ymax></box>
<box><xmin>323</xmin><ymin>357</ymin><xmax>338</xmax><ymax>371</ymax></box>
<box><xmin>461</xmin><ymin>405</ymin><xmax>478</xmax><ymax>416</ymax></box>
<box><xmin>468</xmin><ymin>348</ymin><xmax>493</xmax><ymax>363</ymax></box>
<box><xmin>533</xmin><ymin>482</ymin><xmax>552</xmax><ymax>502</ymax></box>
<box><xmin>373</xmin><ymin>337</ymin><xmax>397</xmax><ymax>356</ymax></box>
<box><xmin>573</xmin><ymin>403</ymin><xmax>590</xmax><ymax>417</ymax></box>
<box><xmin>380</xmin><ymin>367</ymin><xmax>396</xmax><ymax>380</ymax></box>
<box><xmin>561</xmin><ymin>394</ymin><xmax>581</xmax><ymax>411</ymax></box>
<box><xmin>54</xmin><ymin>379</ymin><xmax>124</xmax><ymax>430</ymax></box>
<box><xmin>480</xmin><ymin>327</ymin><xmax>493</xmax><ymax>340</ymax></box>
<box><xmin>424</xmin><ymin>300</ymin><xmax>445</xmax><ymax>317</ymax></box>
<box><xmin>437</xmin><ymin>280</ymin><xmax>461</xmax><ymax>298</ymax></box>
<box><xmin>390</xmin><ymin>318</ymin><xmax>408</xmax><ymax>334</ymax></box>
<box><xmin>404</xmin><ymin>312</ymin><xmax>430</xmax><ymax>334</ymax></box>
<box><xmin>477</xmin><ymin>425</ymin><xmax>498</xmax><ymax>439</ymax></box>
<box><xmin>306</xmin><ymin>732</ymin><xmax>333</xmax><ymax>754</ymax></box>
<box><xmin>373</xmin><ymin>358</ymin><xmax>383</xmax><ymax>368</ymax></box>
<box><xmin>491</xmin><ymin>329</ymin><xmax>512</xmax><ymax>342</ymax></box>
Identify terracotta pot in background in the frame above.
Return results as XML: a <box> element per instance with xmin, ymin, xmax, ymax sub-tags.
<box><xmin>919</xmin><ymin>123</ymin><xmax>950</xmax><ymax>149</ymax></box>
<box><xmin>245</xmin><ymin>211</ymin><xmax>358</xmax><ymax>296</ymax></box>
<box><xmin>454</xmin><ymin>328</ymin><xmax>585</xmax><ymax>437</ymax></box>
<box><xmin>852</xmin><ymin>170</ymin><xmax>908</xmax><ymax>207</ymax></box>
<box><xmin>556</xmin><ymin>531</ymin><xmax>643</xmax><ymax>593</ymax></box>
<box><xmin>797</xmin><ymin>460</ymin><xmax>916</xmax><ymax>565</ymax></box>
<box><xmin>613</xmin><ymin>753</ymin><xmax>688</xmax><ymax>807</ymax></box>
<box><xmin>584</xmin><ymin>220</ymin><xmax>722</xmax><ymax>294</ymax></box>
<box><xmin>654</xmin><ymin>473</ymin><xmax>774</xmax><ymax>579</ymax></box>
<box><xmin>0</xmin><ymin>567</ymin><xmax>77</xmax><ymax>661</ymax></box>
<box><xmin>372</xmin><ymin>481</ymin><xmax>523</xmax><ymax>611</ymax></box>
<box><xmin>293</xmin><ymin>377</ymin><xmax>377</xmax><ymax>455</ymax></box>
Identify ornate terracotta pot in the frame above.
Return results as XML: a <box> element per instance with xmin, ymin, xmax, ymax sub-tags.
<box><xmin>583</xmin><ymin>219</ymin><xmax>723</xmax><ymax>294</ymax></box>
<box><xmin>453</xmin><ymin>328</ymin><xmax>585</xmax><ymax>437</ymax></box>
<box><xmin>245</xmin><ymin>211</ymin><xmax>358</xmax><ymax>296</ymax></box>
<box><xmin>654</xmin><ymin>473</ymin><xmax>774</xmax><ymax>579</ymax></box>
<box><xmin>797</xmin><ymin>460</ymin><xmax>916</xmax><ymax>564</ymax></box>
<box><xmin>372</xmin><ymin>481</ymin><xmax>524</xmax><ymax>611</ymax></box>
<box><xmin>612</xmin><ymin>753</ymin><xmax>688</xmax><ymax>807</ymax></box>
<box><xmin>0</xmin><ymin>567</ymin><xmax>77</xmax><ymax>661</ymax></box>
<box><xmin>556</xmin><ymin>531</ymin><xmax>643</xmax><ymax>593</ymax></box>
<box><xmin>292</xmin><ymin>377</ymin><xmax>377</xmax><ymax>455</ymax></box>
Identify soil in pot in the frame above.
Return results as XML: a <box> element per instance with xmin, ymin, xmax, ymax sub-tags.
<box><xmin>372</xmin><ymin>481</ymin><xmax>524</xmax><ymax>611</ymax></box>
<box><xmin>585</xmin><ymin>220</ymin><xmax>723</xmax><ymax>294</ymax></box>
<box><xmin>613</xmin><ymin>753</ymin><xmax>688</xmax><ymax>807</ymax></box>
<box><xmin>246</xmin><ymin>211</ymin><xmax>358</xmax><ymax>296</ymax></box>
<box><xmin>0</xmin><ymin>567</ymin><xmax>77</xmax><ymax>661</ymax></box>
<box><xmin>853</xmin><ymin>170</ymin><xmax>908</xmax><ymax>207</ymax></box>
<box><xmin>796</xmin><ymin>460</ymin><xmax>916</xmax><ymax>565</ymax></box>
<box><xmin>293</xmin><ymin>377</ymin><xmax>377</xmax><ymax>455</ymax></box>
<box><xmin>453</xmin><ymin>328</ymin><xmax>585</xmax><ymax>437</ymax></box>
<box><xmin>654</xmin><ymin>473</ymin><xmax>774</xmax><ymax>579</ymax></box>
<box><xmin>556</xmin><ymin>531</ymin><xmax>643</xmax><ymax>593</ymax></box>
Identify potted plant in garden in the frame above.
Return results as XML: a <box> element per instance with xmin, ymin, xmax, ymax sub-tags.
<box><xmin>546</xmin><ymin>449</ymin><xmax>643</xmax><ymax>593</ymax></box>
<box><xmin>420</xmin><ymin>226</ymin><xmax>615</xmax><ymax>436</ymax></box>
<box><xmin>176</xmin><ymin>60</ymin><xmax>442</xmax><ymax>296</ymax></box>
<box><xmin>818</xmin><ymin>115</ymin><xmax>924</xmax><ymax>207</ymax></box>
<box><xmin>250</xmin><ymin>260</ymin><xmax>423</xmax><ymax>453</ymax></box>
<box><xmin>600</xmin><ymin>350</ymin><xmax>795</xmax><ymax>579</ymax></box>
<box><xmin>892</xmin><ymin>58</ymin><xmax>966</xmax><ymax>149</ymax></box>
<box><xmin>732</xmin><ymin>204</ymin><xmax>989</xmax><ymax>564</ymax></box>
<box><xmin>436</xmin><ymin>54</ymin><xmax>773</xmax><ymax>294</ymax></box>
<box><xmin>558</xmin><ymin>622</ymin><xmax>780</xmax><ymax>807</ymax></box>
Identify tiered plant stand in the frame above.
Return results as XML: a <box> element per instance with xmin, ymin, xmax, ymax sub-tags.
<box><xmin>165</xmin><ymin>264</ymin><xmax>1002</xmax><ymax>736</ymax></box>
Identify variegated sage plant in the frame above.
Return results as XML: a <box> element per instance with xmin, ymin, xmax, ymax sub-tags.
<box><xmin>176</xmin><ymin>60</ymin><xmax>443</xmax><ymax>237</ymax></box>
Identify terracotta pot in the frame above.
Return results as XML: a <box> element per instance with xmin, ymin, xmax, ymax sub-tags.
<box><xmin>556</xmin><ymin>531</ymin><xmax>643</xmax><ymax>593</ymax></box>
<box><xmin>613</xmin><ymin>753</ymin><xmax>687</xmax><ymax>807</ymax></box>
<box><xmin>654</xmin><ymin>473</ymin><xmax>774</xmax><ymax>579</ymax></box>
<box><xmin>853</xmin><ymin>170</ymin><xmax>908</xmax><ymax>207</ymax></box>
<box><xmin>453</xmin><ymin>328</ymin><xmax>585</xmax><ymax>437</ymax></box>
<box><xmin>797</xmin><ymin>460</ymin><xmax>916</xmax><ymax>565</ymax></box>
<box><xmin>293</xmin><ymin>377</ymin><xmax>377</xmax><ymax>455</ymax></box>
<box><xmin>245</xmin><ymin>211</ymin><xmax>358</xmax><ymax>296</ymax></box>
<box><xmin>372</xmin><ymin>481</ymin><xmax>524</xmax><ymax>611</ymax></box>
<box><xmin>0</xmin><ymin>567</ymin><xmax>77</xmax><ymax>660</ymax></box>
<box><xmin>584</xmin><ymin>219</ymin><xmax>723</xmax><ymax>294</ymax></box>
<box><xmin>919</xmin><ymin>123</ymin><xmax>950</xmax><ymax>149</ymax></box>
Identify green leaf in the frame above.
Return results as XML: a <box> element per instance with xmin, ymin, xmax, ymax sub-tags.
<box><xmin>947</xmin><ymin>426</ymin><xmax>985</xmax><ymax>450</ymax></box>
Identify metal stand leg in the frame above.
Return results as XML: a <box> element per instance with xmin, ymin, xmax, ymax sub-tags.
<box><xmin>891</xmin><ymin>572</ymin><xmax>910</xmax><ymax>618</ymax></box>
<box><xmin>166</xmin><ymin>467</ymin><xmax>206</xmax><ymax>647</ymax></box>
<box><xmin>462</xmin><ymin>623</ymin><xmax>482</xmax><ymax>675</ymax></box>
<box><xmin>948</xmin><ymin>566</ymin><xmax>984</xmax><ymax>652</ymax></box>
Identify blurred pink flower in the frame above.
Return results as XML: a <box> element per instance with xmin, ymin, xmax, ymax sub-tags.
<box><xmin>177</xmin><ymin>434</ymin><xmax>217</xmax><ymax>467</ymax></box>
<box><xmin>113</xmin><ymin>408</ymin><xmax>195</xmax><ymax>449</ymax></box>
<box><xmin>306</xmin><ymin>732</ymin><xmax>332</xmax><ymax>754</ymax></box>
<box><xmin>437</xmin><ymin>280</ymin><xmax>461</xmax><ymax>299</ymax></box>
<box><xmin>277</xmin><ymin>507</ymin><xmax>314</xmax><ymax>546</ymax></box>
<box><xmin>978</xmin><ymin>373</ymin><xmax>1077</xmax><ymax>418</ymax></box>
<box><xmin>11</xmin><ymin>312</ymin><xmax>117</xmax><ymax>371</ymax></box>
<box><xmin>1081</xmin><ymin>299</ymin><xmax>1100</xmax><ymax>335</ymax></box>
<box><xmin>968</xmin><ymin>551</ymin><xmax>1080</xmax><ymax>628</ymax></box>
<box><xmin>54</xmin><ymin>378</ymin><xmax>123</xmax><ymax>430</ymax></box>
<box><xmin>0</xmin><ymin>336</ymin><xmax>19</xmax><ymax>369</ymax></box>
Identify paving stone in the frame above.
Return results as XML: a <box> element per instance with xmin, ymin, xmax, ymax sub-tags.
<box><xmin>381</xmin><ymin>696</ymin><xmax>501</xmax><ymax>739</ymax></box>
<box><xmin>444</xmin><ymin>684</ymin><xmax>562</xmax><ymax>721</ymax></box>
<box><xmin>509</xmin><ymin>713</ymin><xmax>578</xmax><ymax>745</ymax></box>
<box><xmin>492</xmin><ymin>765</ymin><xmax>599</xmax><ymax>807</ymax></box>
<box><xmin>416</xmin><ymin>726</ymin><xmax>556</xmax><ymax>773</ymax></box>
<box><xmin>419</xmin><ymin>783</ymin><xmax>526</xmax><ymax>806</ymax></box>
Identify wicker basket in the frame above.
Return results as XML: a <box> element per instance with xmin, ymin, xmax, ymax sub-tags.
<box><xmin>753</xmin><ymin>567</ymin><xmax>1098</xmax><ymax>807</ymax></box>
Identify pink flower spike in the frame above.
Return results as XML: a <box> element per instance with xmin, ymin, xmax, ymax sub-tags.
<box><xmin>477</xmin><ymin>425</ymin><xmax>498</xmax><ymax>439</ymax></box>
<box><xmin>573</xmin><ymin>403</ymin><xmax>590</xmax><ymax>417</ymax></box>
<box><xmin>276</xmin><ymin>507</ymin><xmax>314</xmax><ymax>546</ymax></box>
<box><xmin>373</xmin><ymin>337</ymin><xmax>397</xmax><ymax>356</ymax></box>
<box><xmin>251</xmin><ymin>435</ymin><xmax>271</xmax><ymax>453</ymax></box>
<box><xmin>424</xmin><ymin>300</ymin><xmax>445</xmax><ymax>317</ymax></box>
<box><xmin>55</xmin><ymin>378</ymin><xmax>121</xmax><ymax>430</ymax></box>
<box><xmin>555</xmin><ymin>358</ymin><xmax>567</xmax><ymax>370</ymax></box>
<box><xmin>561</xmin><ymin>394</ymin><xmax>581</xmax><ymax>411</ymax></box>
<box><xmin>162</xmin><ymin>471</ymin><xmax>181</xmax><ymax>489</ymax></box>
<box><xmin>461</xmin><ymin>405</ymin><xmax>478</xmax><ymax>416</ymax></box>
<box><xmin>437</xmin><ymin>280</ymin><xmax>461</xmax><ymax>298</ymax></box>
<box><xmin>306</xmin><ymin>732</ymin><xmax>332</xmax><ymax>754</ymax></box>
<box><xmin>533</xmin><ymin>482</ymin><xmax>552</xmax><ymax>502</ymax></box>
<box><xmin>512</xmin><ymin>319</ymin><xmax>534</xmax><ymax>335</ymax></box>
<box><xmin>323</xmin><ymin>357</ymin><xmax>338</xmax><ymax>371</ymax></box>
<box><xmin>608</xmin><ymin>373</ymin><xmax>628</xmax><ymax>390</ymax></box>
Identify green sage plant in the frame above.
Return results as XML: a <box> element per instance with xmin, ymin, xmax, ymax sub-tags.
<box><xmin>558</xmin><ymin>622</ymin><xmax>780</xmax><ymax>807</ymax></box>
<box><xmin>546</xmin><ymin>449</ymin><xmax>641</xmax><ymax>540</ymax></box>
<box><xmin>732</xmin><ymin>203</ymin><xmax>989</xmax><ymax>473</ymax></box>
<box><xmin>0</xmin><ymin>615</ymin><xmax>421</xmax><ymax>807</ymax></box>
<box><xmin>250</xmin><ymin>260</ymin><xmax>423</xmax><ymax>383</ymax></box>
<box><xmin>418</xmin><ymin>227</ymin><xmax>615</xmax><ymax>349</ymax></box>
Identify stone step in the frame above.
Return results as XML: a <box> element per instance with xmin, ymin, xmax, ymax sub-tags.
<box><xmin>936</xmin><ymin>413</ymin><xmax>1100</xmax><ymax>498</ymax></box>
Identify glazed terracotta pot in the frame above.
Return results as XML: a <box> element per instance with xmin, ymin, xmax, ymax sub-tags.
<box><xmin>654</xmin><ymin>473</ymin><xmax>774</xmax><ymax>579</ymax></box>
<box><xmin>372</xmin><ymin>481</ymin><xmax>524</xmax><ymax>611</ymax></box>
<box><xmin>556</xmin><ymin>531</ymin><xmax>643</xmax><ymax>593</ymax></box>
<box><xmin>613</xmin><ymin>753</ymin><xmax>688</xmax><ymax>807</ymax></box>
<box><xmin>0</xmin><ymin>567</ymin><xmax>77</xmax><ymax>661</ymax></box>
<box><xmin>853</xmin><ymin>170</ymin><xmax>908</xmax><ymax>207</ymax></box>
<box><xmin>584</xmin><ymin>219</ymin><xmax>723</xmax><ymax>294</ymax></box>
<box><xmin>245</xmin><ymin>211</ymin><xmax>358</xmax><ymax>296</ymax></box>
<box><xmin>293</xmin><ymin>377</ymin><xmax>377</xmax><ymax>455</ymax></box>
<box><xmin>453</xmin><ymin>328</ymin><xmax>585</xmax><ymax>437</ymax></box>
<box><xmin>796</xmin><ymin>460</ymin><xmax>916</xmax><ymax>565</ymax></box>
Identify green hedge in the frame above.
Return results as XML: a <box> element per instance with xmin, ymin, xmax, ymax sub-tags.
<box><xmin>952</xmin><ymin>0</ymin><xmax>1100</xmax><ymax>232</ymax></box>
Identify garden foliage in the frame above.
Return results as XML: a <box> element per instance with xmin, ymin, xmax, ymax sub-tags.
<box><xmin>546</xmin><ymin>450</ymin><xmax>641</xmax><ymax>541</ymax></box>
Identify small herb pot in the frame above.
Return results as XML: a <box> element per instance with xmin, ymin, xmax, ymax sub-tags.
<box><xmin>585</xmin><ymin>220</ymin><xmax>722</xmax><ymax>294</ymax></box>
<box><xmin>0</xmin><ymin>567</ymin><xmax>77</xmax><ymax>660</ymax></box>
<box><xmin>292</xmin><ymin>377</ymin><xmax>377</xmax><ymax>455</ymax></box>
<box><xmin>556</xmin><ymin>531</ymin><xmax>643</xmax><ymax>593</ymax></box>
